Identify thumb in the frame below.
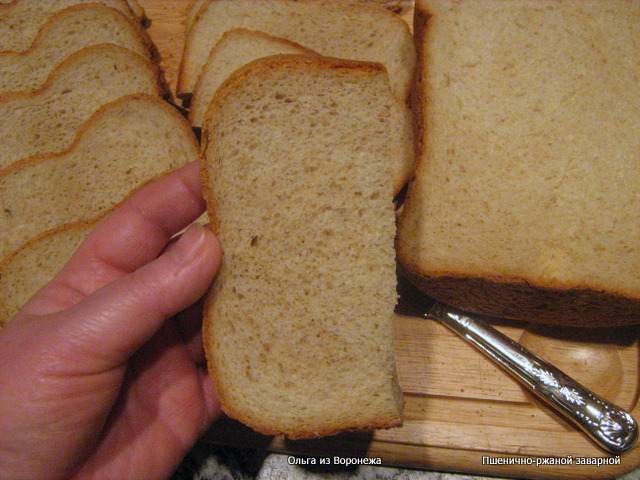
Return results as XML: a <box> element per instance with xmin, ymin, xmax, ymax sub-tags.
<box><xmin>50</xmin><ymin>223</ymin><xmax>222</xmax><ymax>373</ymax></box>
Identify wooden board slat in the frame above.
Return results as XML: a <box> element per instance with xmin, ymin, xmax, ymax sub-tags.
<box><xmin>136</xmin><ymin>1</ymin><xmax>640</xmax><ymax>478</ymax></box>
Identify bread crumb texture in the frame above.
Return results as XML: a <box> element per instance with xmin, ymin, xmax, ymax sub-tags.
<box><xmin>0</xmin><ymin>44</ymin><xmax>162</xmax><ymax>170</ymax></box>
<box><xmin>398</xmin><ymin>0</ymin><xmax>640</xmax><ymax>326</ymax></box>
<box><xmin>202</xmin><ymin>56</ymin><xmax>403</xmax><ymax>438</ymax></box>
<box><xmin>0</xmin><ymin>94</ymin><xmax>198</xmax><ymax>259</ymax></box>
<box><xmin>0</xmin><ymin>0</ymin><xmax>140</xmax><ymax>52</ymax></box>
<box><xmin>179</xmin><ymin>0</ymin><xmax>415</xmax><ymax>100</ymax></box>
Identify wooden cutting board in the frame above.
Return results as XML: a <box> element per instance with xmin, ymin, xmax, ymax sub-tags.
<box><xmin>138</xmin><ymin>1</ymin><xmax>640</xmax><ymax>478</ymax></box>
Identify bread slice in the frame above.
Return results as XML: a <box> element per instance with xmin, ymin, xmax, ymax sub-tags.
<box><xmin>189</xmin><ymin>29</ymin><xmax>316</xmax><ymax>128</ymax></box>
<box><xmin>123</xmin><ymin>0</ymin><xmax>145</xmax><ymax>21</ymax></box>
<box><xmin>186</xmin><ymin>0</ymin><xmax>413</xmax><ymax>29</ymax></box>
<box><xmin>0</xmin><ymin>44</ymin><xmax>166</xmax><ymax>171</ymax></box>
<box><xmin>191</xmin><ymin>29</ymin><xmax>413</xmax><ymax>193</ymax></box>
<box><xmin>178</xmin><ymin>0</ymin><xmax>415</xmax><ymax>101</ymax></box>
<box><xmin>201</xmin><ymin>54</ymin><xmax>404</xmax><ymax>439</ymax></box>
<box><xmin>0</xmin><ymin>0</ymin><xmax>144</xmax><ymax>52</ymax></box>
<box><xmin>0</xmin><ymin>4</ymin><xmax>154</xmax><ymax>95</ymax></box>
<box><xmin>397</xmin><ymin>0</ymin><xmax>640</xmax><ymax>327</ymax></box>
<box><xmin>0</xmin><ymin>221</ymin><xmax>93</xmax><ymax>326</ymax></box>
<box><xmin>0</xmin><ymin>94</ymin><xmax>199</xmax><ymax>260</ymax></box>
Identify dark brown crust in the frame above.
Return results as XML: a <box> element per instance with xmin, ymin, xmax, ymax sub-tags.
<box><xmin>402</xmin><ymin>265</ymin><xmax>640</xmax><ymax>327</ymax></box>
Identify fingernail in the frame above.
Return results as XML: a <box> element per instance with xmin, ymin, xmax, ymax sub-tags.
<box><xmin>169</xmin><ymin>223</ymin><xmax>206</xmax><ymax>264</ymax></box>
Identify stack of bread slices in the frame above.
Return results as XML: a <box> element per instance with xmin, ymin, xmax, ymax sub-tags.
<box><xmin>1</xmin><ymin>0</ymin><xmax>418</xmax><ymax>441</ymax></box>
<box><xmin>178</xmin><ymin>0</ymin><xmax>416</xmax><ymax>439</ymax></box>
<box><xmin>0</xmin><ymin>0</ymin><xmax>201</xmax><ymax>324</ymax></box>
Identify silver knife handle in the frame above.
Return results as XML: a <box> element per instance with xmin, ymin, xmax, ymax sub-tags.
<box><xmin>429</xmin><ymin>303</ymin><xmax>638</xmax><ymax>455</ymax></box>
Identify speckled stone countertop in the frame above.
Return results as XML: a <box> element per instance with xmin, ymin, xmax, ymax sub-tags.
<box><xmin>172</xmin><ymin>442</ymin><xmax>640</xmax><ymax>480</ymax></box>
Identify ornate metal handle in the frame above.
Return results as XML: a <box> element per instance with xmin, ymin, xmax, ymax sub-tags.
<box><xmin>427</xmin><ymin>302</ymin><xmax>638</xmax><ymax>455</ymax></box>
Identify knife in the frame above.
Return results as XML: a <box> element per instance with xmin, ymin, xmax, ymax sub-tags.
<box><xmin>398</xmin><ymin>278</ymin><xmax>638</xmax><ymax>455</ymax></box>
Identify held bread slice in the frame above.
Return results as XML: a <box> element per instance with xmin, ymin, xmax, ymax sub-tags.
<box><xmin>0</xmin><ymin>94</ymin><xmax>199</xmax><ymax>260</ymax></box>
<box><xmin>178</xmin><ymin>0</ymin><xmax>415</xmax><ymax>101</ymax></box>
<box><xmin>0</xmin><ymin>0</ymin><xmax>143</xmax><ymax>52</ymax></box>
<box><xmin>0</xmin><ymin>221</ymin><xmax>93</xmax><ymax>326</ymax></box>
<box><xmin>0</xmin><ymin>44</ymin><xmax>166</xmax><ymax>170</ymax></box>
<box><xmin>0</xmin><ymin>4</ymin><xmax>154</xmax><ymax>95</ymax></box>
<box><xmin>396</xmin><ymin>0</ymin><xmax>640</xmax><ymax>327</ymax></box>
<box><xmin>189</xmin><ymin>29</ymin><xmax>317</xmax><ymax>128</ymax></box>
<box><xmin>201</xmin><ymin>55</ymin><xmax>404</xmax><ymax>439</ymax></box>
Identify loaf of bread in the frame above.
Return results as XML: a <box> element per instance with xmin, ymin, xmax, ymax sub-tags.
<box><xmin>189</xmin><ymin>29</ymin><xmax>315</xmax><ymax>128</ymax></box>
<box><xmin>0</xmin><ymin>221</ymin><xmax>93</xmax><ymax>326</ymax></box>
<box><xmin>397</xmin><ymin>0</ymin><xmax>640</xmax><ymax>327</ymax></box>
<box><xmin>179</xmin><ymin>0</ymin><xmax>415</xmax><ymax>101</ymax></box>
<box><xmin>0</xmin><ymin>0</ymin><xmax>144</xmax><ymax>52</ymax></box>
<box><xmin>0</xmin><ymin>44</ymin><xmax>166</xmax><ymax>170</ymax></box>
<box><xmin>0</xmin><ymin>4</ymin><xmax>153</xmax><ymax>95</ymax></box>
<box><xmin>201</xmin><ymin>54</ymin><xmax>405</xmax><ymax>439</ymax></box>
<box><xmin>0</xmin><ymin>94</ymin><xmax>199</xmax><ymax>260</ymax></box>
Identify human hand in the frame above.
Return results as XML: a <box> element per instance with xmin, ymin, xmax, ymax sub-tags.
<box><xmin>0</xmin><ymin>162</ymin><xmax>223</xmax><ymax>480</ymax></box>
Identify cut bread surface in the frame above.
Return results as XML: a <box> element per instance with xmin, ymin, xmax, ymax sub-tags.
<box><xmin>189</xmin><ymin>28</ymin><xmax>316</xmax><ymax>128</ymax></box>
<box><xmin>0</xmin><ymin>4</ymin><xmax>153</xmax><ymax>95</ymax></box>
<box><xmin>0</xmin><ymin>44</ymin><xmax>165</xmax><ymax>170</ymax></box>
<box><xmin>201</xmin><ymin>54</ymin><xmax>404</xmax><ymax>438</ymax></box>
<box><xmin>191</xmin><ymin>29</ymin><xmax>413</xmax><ymax>193</ymax></box>
<box><xmin>186</xmin><ymin>0</ymin><xmax>413</xmax><ymax>27</ymax></box>
<box><xmin>178</xmin><ymin>0</ymin><xmax>415</xmax><ymax>101</ymax></box>
<box><xmin>0</xmin><ymin>94</ymin><xmax>199</xmax><ymax>260</ymax></box>
<box><xmin>397</xmin><ymin>0</ymin><xmax>640</xmax><ymax>326</ymax></box>
<box><xmin>0</xmin><ymin>0</ymin><xmax>142</xmax><ymax>52</ymax></box>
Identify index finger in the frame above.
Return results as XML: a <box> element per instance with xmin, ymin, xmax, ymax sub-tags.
<box><xmin>25</xmin><ymin>161</ymin><xmax>208</xmax><ymax>315</ymax></box>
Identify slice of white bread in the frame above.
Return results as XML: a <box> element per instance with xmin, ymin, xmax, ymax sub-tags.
<box><xmin>396</xmin><ymin>0</ymin><xmax>640</xmax><ymax>327</ymax></box>
<box><xmin>189</xmin><ymin>29</ymin><xmax>414</xmax><ymax>194</ymax></box>
<box><xmin>0</xmin><ymin>4</ymin><xmax>154</xmax><ymax>95</ymax></box>
<box><xmin>0</xmin><ymin>221</ymin><xmax>93</xmax><ymax>326</ymax></box>
<box><xmin>0</xmin><ymin>94</ymin><xmax>199</xmax><ymax>260</ymax></box>
<box><xmin>186</xmin><ymin>0</ymin><xmax>413</xmax><ymax>29</ymax></box>
<box><xmin>0</xmin><ymin>44</ymin><xmax>166</xmax><ymax>170</ymax></box>
<box><xmin>178</xmin><ymin>0</ymin><xmax>415</xmax><ymax>101</ymax></box>
<box><xmin>0</xmin><ymin>0</ymin><xmax>144</xmax><ymax>52</ymax></box>
<box><xmin>189</xmin><ymin>29</ymin><xmax>316</xmax><ymax>128</ymax></box>
<box><xmin>201</xmin><ymin>54</ymin><xmax>404</xmax><ymax>439</ymax></box>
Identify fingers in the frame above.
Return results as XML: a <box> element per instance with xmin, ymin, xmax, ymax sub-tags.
<box><xmin>50</xmin><ymin>223</ymin><xmax>222</xmax><ymax>373</ymax></box>
<box><xmin>24</xmin><ymin>162</ymin><xmax>208</xmax><ymax>316</ymax></box>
